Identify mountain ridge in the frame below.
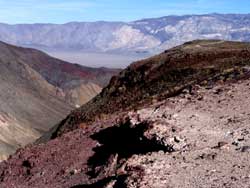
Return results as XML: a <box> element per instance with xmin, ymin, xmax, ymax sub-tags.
<box><xmin>0</xmin><ymin>13</ymin><xmax>250</xmax><ymax>56</ymax></box>
<box><xmin>1</xmin><ymin>40</ymin><xmax>250</xmax><ymax>187</ymax></box>
<box><xmin>0</xmin><ymin>41</ymin><xmax>120</xmax><ymax>105</ymax></box>
<box><xmin>53</xmin><ymin>39</ymin><xmax>250</xmax><ymax>136</ymax></box>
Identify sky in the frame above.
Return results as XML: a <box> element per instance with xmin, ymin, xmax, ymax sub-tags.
<box><xmin>0</xmin><ymin>0</ymin><xmax>249</xmax><ymax>24</ymax></box>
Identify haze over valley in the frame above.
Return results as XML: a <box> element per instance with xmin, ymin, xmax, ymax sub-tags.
<box><xmin>47</xmin><ymin>51</ymin><xmax>149</xmax><ymax>68</ymax></box>
<box><xmin>1</xmin><ymin>14</ymin><xmax>250</xmax><ymax>68</ymax></box>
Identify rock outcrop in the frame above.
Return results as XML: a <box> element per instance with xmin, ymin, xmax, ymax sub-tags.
<box><xmin>55</xmin><ymin>40</ymin><xmax>250</xmax><ymax>136</ymax></box>
<box><xmin>1</xmin><ymin>40</ymin><xmax>250</xmax><ymax>187</ymax></box>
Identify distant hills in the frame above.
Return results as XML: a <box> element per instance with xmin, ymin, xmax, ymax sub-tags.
<box><xmin>0</xmin><ymin>41</ymin><xmax>119</xmax><ymax>160</ymax></box>
<box><xmin>0</xmin><ymin>14</ymin><xmax>250</xmax><ymax>55</ymax></box>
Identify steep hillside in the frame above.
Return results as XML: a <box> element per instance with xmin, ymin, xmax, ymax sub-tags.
<box><xmin>0</xmin><ymin>41</ymin><xmax>119</xmax><ymax>160</ymax></box>
<box><xmin>0</xmin><ymin>50</ymin><xmax>73</xmax><ymax>160</ymax></box>
<box><xmin>55</xmin><ymin>40</ymin><xmax>250</xmax><ymax>136</ymax></box>
<box><xmin>0</xmin><ymin>14</ymin><xmax>250</xmax><ymax>54</ymax></box>
<box><xmin>1</xmin><ymin>40</ymin><xmax>250</xmax><ymax>187</ymax></box>
<box><xmin>0</xmin><ymin>41</ymin><xmax>120</xmax><ymax>106</ymax></box>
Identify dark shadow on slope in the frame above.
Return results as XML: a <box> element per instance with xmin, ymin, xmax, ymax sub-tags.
<box><xmin>71</xmin><ymin>175</ymin><xmax>128</xmax><ymax>188</ymax></box>
<box><xmin>87</xmin><ymin>119</ymin><xmax>173</xmax><ymax>178</ymax></box>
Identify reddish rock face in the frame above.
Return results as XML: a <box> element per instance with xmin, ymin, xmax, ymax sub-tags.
<box><xmin>0</xmin><ymin>113</ymin><xmax>172</xmax><ymax>188</ymax></box>
<box><xmin>2</xmin><ymin>40</ymin><xmax>250</xmax><ymax>188</ymax></box>
<box><xmin>54</xmin><ymin>40</ymin><xmax>250</xmax><ymax>136</ymax></box>
<box><xmin>0</xmin><ymin>129</ymin><xmax>95</xmax><ymax>188</ymax></box>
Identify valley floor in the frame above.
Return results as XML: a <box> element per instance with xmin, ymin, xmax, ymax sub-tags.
<box><xmin>47</xmin><ymin>51</ymin><xmax>151</xmax><ymax>68</ymax></box>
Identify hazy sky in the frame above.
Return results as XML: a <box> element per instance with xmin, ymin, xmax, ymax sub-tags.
<box><xmin>0</xmin><ymin>0</ymin><xmax>250</xmax><ymax>24</ymax></box>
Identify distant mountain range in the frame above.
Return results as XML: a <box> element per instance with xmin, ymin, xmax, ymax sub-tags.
<box><xmin>0</xmin><ymin>14</ymin><xmax>250</xmax><ymax>54</ymax></box>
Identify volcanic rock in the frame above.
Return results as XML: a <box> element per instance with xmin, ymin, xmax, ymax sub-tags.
<box><xmin>1</xmin><ymin>40</ymin><xmax>250</xmax><ymax>187</ymax></box>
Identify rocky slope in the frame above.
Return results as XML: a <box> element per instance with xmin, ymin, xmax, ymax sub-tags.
<box><xmin>0</xmin><ymin>41</ymin><xmax>120</xmax><ymax>106</ymax></box>
<box><xmin>0</xmin><ymin>14</ymin><xmax>250</xmax><ymax>54</ymax></box>
<box><xmin>0</xmin><ymin>41</ymin><xmax>119</xmax><ymax>160</ymax></box>
<box><xmin>54</xmin><ymin>40</ymin><xmax>250</xmax><ymax>136</ymax></box>
<box><xmin>1</xmin><ymin>40</ymin><xmax>250</xmax><ymax>187</ymax></box>
<box><xmin>0</xmin><ymin>46</ymin><xmax>72</xmax><ymax>161</ymax></box>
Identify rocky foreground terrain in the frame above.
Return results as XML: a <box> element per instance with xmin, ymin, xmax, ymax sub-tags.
<box><xmin>0</xmin><ymin>41</ymin><xmax>119</xmax><ymax>161</ymax></box>
<box><xmin>1</xmin><ymin>40</ymin><xmax>250</xmax><ymax>187</ymax></box>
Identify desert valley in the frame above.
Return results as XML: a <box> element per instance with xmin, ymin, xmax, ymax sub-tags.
<box><xmin>0</xmin><ymin>2</ymin><xmax>250</xmax><ymax>187</ymax></box>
